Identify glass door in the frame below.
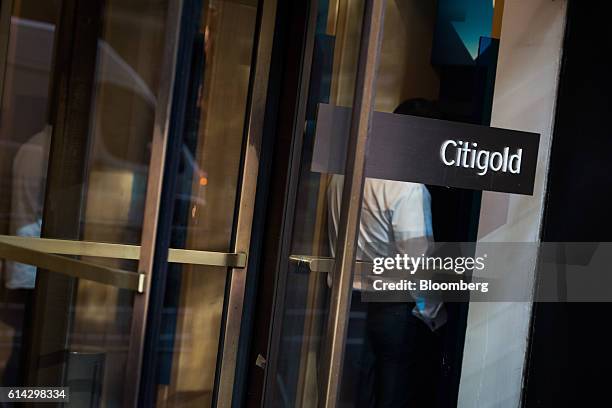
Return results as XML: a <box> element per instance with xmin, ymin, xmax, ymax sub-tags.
<box><xmin>137</xmin><ymin>0</ymin><xmax>276</xmax><ymax>407</ymax></box>
<box><xmin>264</xmin><ymin>0</ymin><xmax>504</xmax><ymax>407</ymax></box>
<box><xmin>0</xmin><ymin>0</ymin><xmax>275</xmax><ymax>407</ymax></box>
<box><xmin>262</xmin><ymin>0</ymin><xmax>376</xmax><ymax>406</ymax></box>
<box><xmin>0</xmin><ymin>0</ymin><xmax>184</xmax><ymax>405</ymax></box>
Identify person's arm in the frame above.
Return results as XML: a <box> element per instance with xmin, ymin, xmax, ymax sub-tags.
<box><xmin>392</xmin><ymin>184</ymin><xmax>446</xmax><ymax>330</ymax></box>
<box><xmin>391</xmin><ymin>184</ymin><xmax>433</xmax><ymax>256</ymax></box>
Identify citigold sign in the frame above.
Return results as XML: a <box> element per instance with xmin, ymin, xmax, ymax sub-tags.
<box><xmin>313</xmin><ymin>104</ymin><xmax>540</xmax><ymax>195</ymax></box>
<box><xmin>440</xmin><ymin>140</ymin><xmax>523</xmax><ymax>176</ymax></box>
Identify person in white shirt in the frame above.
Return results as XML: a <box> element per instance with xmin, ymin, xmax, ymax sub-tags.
<box><xmin>327</xmin><ymin>174</ymin><xmax>444</xmax><ymax>319</ymax></box>
<box><xmin>3</xmin><ymin>126</ymin><xmax>51</xmax><ymax>289</ymax></box>
<box><xmin>328</xmin><ymin>175</ymin><xmax>444</xmax><ymax>406</ymax></box>
<box><xmin>326</xmin><ymin>99</ymin><xmax>446</xmax><ymax>407</ymax></box>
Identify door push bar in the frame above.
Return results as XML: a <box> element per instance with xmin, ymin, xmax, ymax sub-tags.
<box><xmin>0</xmin><ymin>235</ymin><xmax>248</xmax><ymax>292</ymax></box>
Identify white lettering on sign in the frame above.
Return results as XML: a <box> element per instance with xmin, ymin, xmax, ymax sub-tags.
<box><xmin>440</xmin><ymin>140</ymin><xmax>523</xmax><ymax>176</ymax></box>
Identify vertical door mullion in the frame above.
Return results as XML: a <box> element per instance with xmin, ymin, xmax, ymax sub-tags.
<box><xmin>135</xmin><ymin>0</ymin><xmax>205</xmax><ymax>405</ymax></box>
<box><xmin>260</xmin><ymin>0</ymin><xmax>320</xmax><ymax>404</ymax></box>
<box><xmin>123</xmin><ymin>1</ymin><xmax>184</xmax><ymax>406</ymax></box>
<box><xmin>320</xmin><ymin>0</ymin><xmax>386</xmax><ymax>407</ymax></box>
<box><xmin>213</xmin><ymin>0</ymin><xmax>278</xmax><ymax>406</ymax></box>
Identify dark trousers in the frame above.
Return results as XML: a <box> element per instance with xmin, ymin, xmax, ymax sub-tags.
<box><xmin>349</xmin><ymin>298</ymin><xmax>443</xmax><ymax>408</ymax></box>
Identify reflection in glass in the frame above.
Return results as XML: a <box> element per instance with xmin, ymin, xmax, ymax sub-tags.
<box><xmin>0</xmin><ymin>0</ymin><xmax>61</xmax><ymax>389</ymax></box>
<box><xmin>66</xmin><ymin>2</ymin><xmax>172</xmax><ymax>404</ymax></box>
<box><xmin>0</xmin><ymin>0</ymin><xmax>173</xmax><ymax>404</ymax></box>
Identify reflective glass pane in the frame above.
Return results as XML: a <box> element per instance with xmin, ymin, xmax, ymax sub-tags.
<box><xmin>0</xmin><ymin>0</ymin><xmax>60</xmax><ymax>287</ymax></box>
<box><xmin>154</xmin><ymin>0</ymin><xmax>259</xmax><ymax>406</ymax></box>
<box><xmin>335</xmin><ymin>1</ymin><xmax>503</xmax><ymax>406</ymax></box>
<box><xmin>83</xmin><ymin>0</ymin><xmax>171</xmax><ymax>245</ymax></box>
<box><xmin>0</xmin><ymin>0</ymin><xmax>174</xmax><ymax>404</ymax></box>
<box><xmin>266</xmin><ymin>0</ymin><xmax>366</xmax><ymax>406</ymax></box>
<box><xmin>0</xmin><ymin>0</ymin><xmax>61</xmax><ymax>389</ymax></box>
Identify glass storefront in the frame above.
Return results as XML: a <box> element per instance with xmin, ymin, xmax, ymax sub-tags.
<box><xmin>0</xmin><ymin>0</ymin><xmax>267</xmax><ymax>405</ymax></box>
<box><xmin>0</xmin><ymin>0</ymin><xmax>570</xmax><ymax>407</ymax></box>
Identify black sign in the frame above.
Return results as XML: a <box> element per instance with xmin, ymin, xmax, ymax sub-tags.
<box><xmin>312</xmin><ymin>103</ymin><xmax>540</xmax><ymax>195</ymax></box>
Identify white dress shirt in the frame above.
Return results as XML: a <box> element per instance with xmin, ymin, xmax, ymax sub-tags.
<box><xmin>327</xmin><ymin>174</ymin><xmax>446</xmax><ymax>330</ymax></box>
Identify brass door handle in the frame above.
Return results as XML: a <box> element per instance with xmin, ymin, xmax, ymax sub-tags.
<box><xmin>289</xmin><ymin>255</ymin><xmax>372</xmax><ymax>274</ymax></box>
